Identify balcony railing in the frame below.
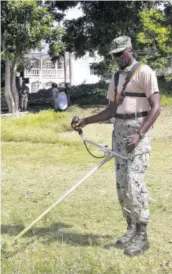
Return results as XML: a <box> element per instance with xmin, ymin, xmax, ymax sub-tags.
<box><xmin>25</xmin><ymin>69</ymin><xmax>65</xmax><ymax>79</ymax></box>
<box><xmin>42</xmin><ymin>69</ymin><xmax>57</xmax><ymax>76</ymax></box>
<box><xmin>25</xmin><ymin>69</ymin><xmax>39</xmax><ymax>76</ymax></box>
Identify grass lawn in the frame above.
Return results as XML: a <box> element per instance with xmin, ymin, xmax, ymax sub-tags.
<box><xmin>1</xmin><ymin>105</ymin><xmax>172</xmax><ymax>274</ymax></box>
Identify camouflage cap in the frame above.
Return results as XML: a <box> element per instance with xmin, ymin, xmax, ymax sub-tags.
<box><xmin>109</xmin><ymin>36</ymin><xmax>132</xmax><ymax>54</ymax></box>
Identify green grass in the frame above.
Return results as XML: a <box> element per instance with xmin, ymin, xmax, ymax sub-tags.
<box><xmin>1</xmin><ymin>105</ymin><xmax>172</xmax><ymax>274</ymax></box>
<box><xmin>1</xmin><ymin>109</ymin><xmax>71</xmax><ymax>144</ymax></box>
<box><xmin>1</xmin><ymin>106</ymin><xmax>105</xmax><ymax>145</ymax></box>
<box><xmin>160</xmin><ymin>94</ymin><xmax>172</xmax><ymax>106</ymax></box>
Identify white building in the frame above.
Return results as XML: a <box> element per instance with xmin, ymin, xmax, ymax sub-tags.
<box><xmin>24</xmin><ymin>50</ymin><xmax>103</xmax><ymax>93</ymax></box>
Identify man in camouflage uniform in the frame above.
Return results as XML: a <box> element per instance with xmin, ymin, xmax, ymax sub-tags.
<box><xmin>71</xmin><ymin>36</ymin><xmax>161</xmax><ymax>256</ymax></box>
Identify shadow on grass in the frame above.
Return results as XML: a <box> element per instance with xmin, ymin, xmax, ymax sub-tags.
<box><xmin>1</xmin><ymin>222</ymin><xmax>72</xmax><ymax>236</ymax></box>
<box><xmin>1</xmin><ymin>222</ymin><xmax>113</xmax><ymax>248</ymax></box>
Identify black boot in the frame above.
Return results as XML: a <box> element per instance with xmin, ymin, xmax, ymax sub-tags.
<box><xmin>115</xmin><ymin>217</ymin><xmax>136</xmax><ymax>247</ymax></box>
<box><xmin>124</xmin><ymin>223</ymin><xmax>149</xmax><ymax>256</ymax></box>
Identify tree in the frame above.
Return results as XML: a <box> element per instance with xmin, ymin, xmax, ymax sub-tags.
<box><xmin>44</xmin><ymin>1</ymin><xmax>78</xmax><ymax>88</ymax></box>
<box><xmin>62</xmin><ymin>1</ymin><xmax>161</xmax><ymax>78</ymax></box>
<box><xmin>63</xmin><ymin>1</ymin><xmax>163</xmax><ymax>56</ymax></box>
<box><xmin>136</xmin><ymin>7</ymin><xmax>172</xmax><ymax>69</ymax></box>
<box><xmin>164</xmin><ymin>0</ymin><xmax>172</xmax><ymax>26</ymax></box>
<box><xmin>1</xmin><ymin>0</ymin><xmax>64</xmax><ymax>113</ymax></box>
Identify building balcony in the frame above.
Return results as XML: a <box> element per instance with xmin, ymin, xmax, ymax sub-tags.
<box><xmin>25</xmin><ymin>68</ymin><xmax>65</xmax><ymax>79</ymax></box>
<box><xmin>25</xmin><ymin>69</ymin><xmax>40</xmax><ymax>76</ymax></box>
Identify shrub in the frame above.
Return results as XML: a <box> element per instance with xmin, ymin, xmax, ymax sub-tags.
<box><xmin>70</xmin><ymin>81</ymin><xmax>108</xmax><ymax>105</ymax></box>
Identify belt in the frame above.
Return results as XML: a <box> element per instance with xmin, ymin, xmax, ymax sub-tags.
<box><xmin>115</xmin><ymin>111</ymin><xmax>148</xmax><ymax>120</ymax></box>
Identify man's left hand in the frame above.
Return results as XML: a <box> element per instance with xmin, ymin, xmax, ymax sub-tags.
<box><xmin>126</xmin><ymin>132</ymin><xmax>140</xmax><ymax>153</ymax></box>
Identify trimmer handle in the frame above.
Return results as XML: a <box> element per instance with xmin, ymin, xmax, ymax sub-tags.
<box><xmin>71</xmin><ymin>116</ymin><xmax>83</xmax><ymax>135</ymax></box>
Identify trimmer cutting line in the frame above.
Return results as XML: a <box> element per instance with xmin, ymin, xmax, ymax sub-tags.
<box><xmin>5</xmin><ymin>121</ymin><xmax>127</xmax><ymax>247</ymax></box>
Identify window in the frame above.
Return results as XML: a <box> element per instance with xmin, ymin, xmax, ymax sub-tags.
<box><xmin>31</xmin><ymin>81</ymin><xmax>40</xmax><ymax>93</ymax></box>
<box><xmin>57</xmin><ymin>60</ymin><xmax>63</xmax><ymax>69</ymax></box>
<box><xmin>90</xmin><ymin>67</ymin><xmax>97</xmax><ymax>75</ymax></box>
<box><xmin>45</xmin><ymin>82</ymin><xmax>53</xmax><ymax>89</ymax></box>
<box><xmin>42</xmin><ymin>59</ymin><xmax>55</xmax><ymax>69</ymax></box>
<box><xmin>30</xmin><ymin>58</ymin><xmax>40</xmax><ymax>68</ymax></box>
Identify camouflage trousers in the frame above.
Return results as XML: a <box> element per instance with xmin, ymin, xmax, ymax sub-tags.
<box><xmin>21</xmin><ymin>95</ymin><xmax>28</xmax><ymax>111</ymax></box>
<box><xmin>112</xmin><ymin>117</ymin><xmax>152</xmax><ymax>224</ymax></box>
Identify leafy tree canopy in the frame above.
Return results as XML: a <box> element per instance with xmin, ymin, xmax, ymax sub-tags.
<box><xmin>136</xmin><ymin>7</ymin><xmax>172</xmax><ymax>69</ymax></box>
<box><xmin>164</xmin><ymin>0</ymin><xmax>172</xmax><ymax>25</ymax></box>
<box><xmin>44</xmin><ymin>0</ymin><xmax>78</xmax><ymax>21</ymax></box>
<box><xmin>1</xmin><ymin>0</ymin><xmax>64</xmax><ymax>61</ymax></box>
<box><xmin>61</xmin><ymin>1</ymin><xmax>166</xmax><ymax>78</ymax></box>
<box><xmin>45</xmin><ymin>0</ymin><xmax>77</xmax><ymax>11</ymax></box>
<box><xmin>63</xmin><ymin>1</ymin><xmax>161</xmax><ymax>57</ymax></box>
<box><xmin>1</xmin><ymin>0</ymin><xmax>66</xmax><ymax>113</ymax></box>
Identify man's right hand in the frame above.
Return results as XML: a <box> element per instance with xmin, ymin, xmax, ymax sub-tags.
<box><xmin>71</xmin><ymin>116</ymin><xmax>86</xmax><ymax>130</ymax></box>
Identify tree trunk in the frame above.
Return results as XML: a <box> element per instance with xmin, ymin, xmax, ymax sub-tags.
<box><xmin>68</xmin><ymin>52</ymin><xmax>72</xmax><ymax>105</ymax></box>
<box><xmin>11</xmin><ymin>62</ymin><xmax>19</xmax><ymax>112</ymax></box>
<box><xmin>4</xmin><ymin>57</ymin><xmax>15</xmax><ymax>113</ymax></box>
<box><xmin>64</xmin><ymin>52</ymin><xmax>66</xmax><ymax>86</ymax></box>
<box><xmin>69</xmin><ymin>52</ymin><xmax>72</xmax><ymax>86</ymax></box>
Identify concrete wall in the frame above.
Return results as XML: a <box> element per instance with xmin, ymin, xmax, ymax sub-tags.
<box><xmin>71</xmin><ymin>52</ymin><xmax>103</xmax><ymax>85</ymax></box>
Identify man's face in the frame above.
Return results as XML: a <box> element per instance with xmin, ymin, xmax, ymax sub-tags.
<box><xmin>112</xmin><ymin>48</ymin><xmax>132</xmax><ymax>69</ymax></box>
